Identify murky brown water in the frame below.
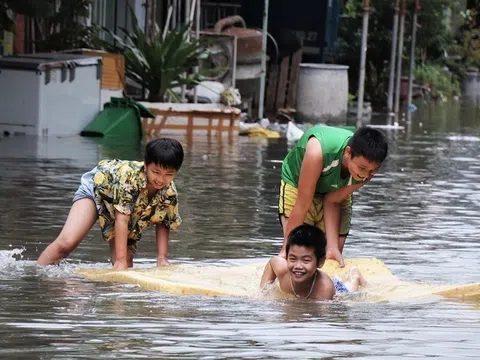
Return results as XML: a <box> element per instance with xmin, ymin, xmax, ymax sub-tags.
<box><xmin>0</xmin><ymin>99</ymin><xmax>479</xmax><ymax>359</ymax></box>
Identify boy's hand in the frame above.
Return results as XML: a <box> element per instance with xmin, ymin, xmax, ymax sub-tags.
<box><xmin>157</xmin><ymin>257</ymin><xmax>169</xmax><ymax>267</ymax></box>
<box><xmin>113</xmin><ymin>259</ymin><xmax>129</xmax><ymax>271</ymax></box>
<box><xmin>326</xmin><ymin>247</ymin><xmax>345</xmax><ymax>268</ymax></box>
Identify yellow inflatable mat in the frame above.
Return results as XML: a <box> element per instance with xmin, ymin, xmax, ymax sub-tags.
<box><xmin>76</xmin><ymin>258</ymin><xmax>480</xmax><ymax>303</ymax></box>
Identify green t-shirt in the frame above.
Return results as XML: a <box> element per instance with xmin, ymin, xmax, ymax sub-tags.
<box><xmin>281</xmin><ymin>126</ymin><xmax>362</xmax><ymax>194</ymax></box>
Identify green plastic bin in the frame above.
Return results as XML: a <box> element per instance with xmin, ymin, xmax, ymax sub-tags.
<box><xmin>81</xmin><ymin>97</ymin><xmax>155</xmax><ymax>140</ymax></box>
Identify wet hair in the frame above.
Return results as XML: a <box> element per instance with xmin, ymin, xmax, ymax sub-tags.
<box><xmin>286</xmin><ymin>224</ymin><xmax>327</xmax><ymax>262</ymax></box>
<box><xmin>348</xmin><ymin>126</ymin><xmax>388</xmax><ymax>163</ymax></box>
<box><xmin>144</xmin><ymin>138</ymin><xmax>184</xmax><ymax>170</ymax></box>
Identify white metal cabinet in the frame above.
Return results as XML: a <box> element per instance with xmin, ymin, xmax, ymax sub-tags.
<box><xmin>0</xmin><ymin>53</ymin><xmax>101</xmax><ymax>136</ymax></box>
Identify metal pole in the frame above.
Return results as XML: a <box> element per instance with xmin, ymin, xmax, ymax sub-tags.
<box><xmin>394</xmin><ymin>0</ymin><xmax>406</xmax><ymax>114</ymax></box>
<box><xmin>180</xmin><ymin>0</ymin><xmax>192</xmax><ymax>103</ymax></box>
<box><xmin>232</xmin><ymin>36</ymin><xmax>237</xmax><ymax>89</ymax></box>
<box><xmin>257</xmin><ymin>0</ymin><xmax>269</xmax><ymax>120</ymax></box>
<box><xmin>387</xmin><ymin>0</ymin><xmax>400</xmax><ymax>114</ymax></box>
<box><xmin>185</xmin><ymin>0</ymin><xmax>191</xmax><ymax>24</ymax></box>
<box><xmin>193</xmin><ymin>0</ymin><xmax>201</xmax><ymax>103</ymax></box>
<box><xmin>162</xmin><ymin>5</ymin><xmax>173</xmax><ymax>40</ymax></box>
<box><xmin>356</xmin><ymin>0</ymin><xmax>370</xmax><ymax>128</ymax></box>
<box><xmin>124</xmin><ymin>0</ymin><xmax>129</xmax><ymax>41</ymax></box>
<box><xmin>172</xmin><ymin>0</ymin><xmax>177</xmax><ymax>29</ymax></box>
<box><xmin>113</xmin><ymin>0</ymin><xmax>118</xmax><ymax>47</ymax></box>
<box><xmin>407</xmin><ymin>0</ymin><xmax>420</xmax><ymax>111</ymax></box>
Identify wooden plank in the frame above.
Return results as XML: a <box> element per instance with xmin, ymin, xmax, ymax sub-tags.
<box><xmin>217</xmin><ymin>117</ymin><xmax>224</xmax><ymax>133</ymax></box>
<box><xmin>144</xmin><ymin>114</ymin><xmax>168</xmax><ymax>136</ymax></box>
<box><xmin>149</xmin><ymin>109</ymin><xmax>240</xmax><ymax>119</ymax></box>
<box><xmin>286</xmin><ymin>49</ymin><xmax>302</xmax><ymax>108</ymax></box>
<box><xmin>143</xmin><ymin>107</ymin><xmax>241</xmax><ymax>137</ymax></box>
<box><xmin>81</xmin><ymin>50</ymin><xmax>125</xmax><ymax>90</ymax></box>
<box><xmin>149</xmin><ymin>124</ymin><xmax>239</xmax><ymax>131</ymax></box>
<box><xmin>228</xmin><ymin>114</ymin><xmax>234</xmax><ymax>136</ymax></box>
<box><xmin>187</xmin><ymin>115</ymin><xmax>193</xmax><ymax>137</ymax></box>
<box><xmin>275</xmin><ymin>56</ymin><xmax>290</xmax><ymax>110</ymax></box>
<box><xmin>265</xmin><ymin>63</ymin><xmax>279</xmax><ymax>115</ymax></box>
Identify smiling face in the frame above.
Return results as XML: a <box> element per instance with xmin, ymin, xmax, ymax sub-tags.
<box><xmin>145</xmin><ymin>163</ymin><xmax>177</xmax><ymax>192</ymax></box>
<box><xmin>344</xmin><ymin>146</ymin><xmax>381</xmax><ymax>182</ymax></box>
<box><xmin>287</xmin><ymin>245</ymin><xmax>320</xmax><ymax>285</ymax></box>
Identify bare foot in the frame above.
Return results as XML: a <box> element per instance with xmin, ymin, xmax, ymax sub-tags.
<box><xmin>344</xmin><ymin>267</ymin><xmax>367</xmax><ymax>292</ymax></box>
<box><xmin>349</xmin><ymin>267</ymin><xmax>367</xmax><ymax>286</ymax></box>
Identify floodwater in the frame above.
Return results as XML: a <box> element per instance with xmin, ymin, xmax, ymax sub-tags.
<box><xmin>0</xmin><ymin>99</ymin><xmax>480</xmax><ymax>359</ymax></box>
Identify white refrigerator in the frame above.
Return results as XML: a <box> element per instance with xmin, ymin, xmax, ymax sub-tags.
<box><xmin>0</xmin><ymin>53</ymin><xmax>102</xmax><ymax>136</ymax></box>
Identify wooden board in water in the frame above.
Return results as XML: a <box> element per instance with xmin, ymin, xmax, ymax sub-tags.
<box><xmin>76</xmin><ymin>258</ymin><xmax>480</xmax><ymax>303</ymax></box>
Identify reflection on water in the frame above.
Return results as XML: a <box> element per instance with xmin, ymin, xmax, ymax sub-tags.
<box><xmin>0</xmin><ymin>100</ymin><xmax>480</xmax><ymax>358</ymax></box>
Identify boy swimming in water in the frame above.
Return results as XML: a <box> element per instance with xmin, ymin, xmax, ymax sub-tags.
<box><xmin>260</xmin><ymin>224</ymin><xmax>366</xmax><ymax>300</ymax></box>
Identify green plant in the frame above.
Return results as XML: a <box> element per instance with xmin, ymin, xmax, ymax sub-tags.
<box><xmin>414</xmin><ymin>63</ymin><xmax>460</xmax><ymax>101</ymax></box>
<box><xmin>454</xmin><ymin>8</ymin><xmax>480</xmax><ymax>70</ymax></box>
<box><xmin>0</xmin><ymin>0</ymin><xmax>15</xmax><ymax>32</ymax></box>
<box><xmin>347</xmin><ymin>93</ymin><xmax>356</xmax><ymax>107</ymax></box>
<box><xmin>0</xmin><ymin>0</ymin><xmax>97</xmax><ymax>52</ymax></box>
<box><xmin>101</xmin><ymin>6</ymin><xmax>214</xmax><ymax>103</ymax></box>
<box><xmin>337</xmin><ymin>0</ymin><xmax>456</xmax><ymax>106</ymax></box>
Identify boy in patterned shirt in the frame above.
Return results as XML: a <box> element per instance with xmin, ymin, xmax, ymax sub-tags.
<box><xmin>37</xmin><ymin>138</ymin><xmax>184</xmax><ymax>270</ymax></box>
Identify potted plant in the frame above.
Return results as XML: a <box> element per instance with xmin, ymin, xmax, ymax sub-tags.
<box><xmin>101</xmin><ymin>6</ymin><xmax>215</xmax><ymax>103</ymax></box>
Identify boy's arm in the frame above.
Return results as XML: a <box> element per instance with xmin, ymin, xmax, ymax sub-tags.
<box><xmin>281</xmin><ymin>138</ymin><xmax>323</xmax><ymax>256</ymax></box>
<box><xmin>113</xmin><ymin>211</ymin><xmax>130</xmax><ymax>270</ymax></box>
<box><xmin>156</xmin><ymin>223</ymin><xmax>170</xmax><ymax>266</ymax></box>
<box><xmin>323</xmin><ymin>183</ymin><xmax>365</xmax><ymax>267</ymax></box>
<box><xmin>260</xmin><ymin>256</ymin><xmax>288</xmax><ymax>288</ymax></box>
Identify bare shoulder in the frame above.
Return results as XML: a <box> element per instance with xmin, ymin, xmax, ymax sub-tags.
<box><xmin>312</xmin><ymin>270</ymin><xmax>335</xmax><ymax>300</ymax></box>
<box><xmin>269</xmin><ymin>256</ymin><xmax>289</xmax><ymax>277</ymax></box>
<box><xmin>305</xmin><ymin>137</ymin><xmax>323</xmax><ymax>159</ymax></box>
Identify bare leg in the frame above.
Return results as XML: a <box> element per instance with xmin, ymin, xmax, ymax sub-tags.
<box><xmin>108</xmin><ymin>240</ymin><xmax>134</xmax><ymax>268</ymax></box>
<box><xmin>279</xmin><ymin>215</ymin><xmax>288</xmax><ymax>258</ymax></box>
<box><xmin>339</xmin><ymin>236</ymin><xmax>347</xmax><ymax>253</ymax></box>
<box><xmin>343</xmin><ymin>267</ymin><xmax>367</xmax><ymax>292</ymax></box>
<box><xmin>37</xmin><ymin>199</ymin><xmax>98</xmax><ymax>265</ymax></box>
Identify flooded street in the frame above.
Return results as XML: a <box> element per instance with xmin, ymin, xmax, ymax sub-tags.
<box><xmin>0</xmin><ymin>100</ymin><xmax>479</xmax><ymax>359</ymax></box>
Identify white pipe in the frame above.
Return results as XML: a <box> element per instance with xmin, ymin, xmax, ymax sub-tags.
<box><xmin>407</xmin><ymin>1</ymin><xmax>419</xmax><ymax>110</ymax></box>
<box><xmin>232</xmin><ymin>36</ymin><xmax>237</xmax><ymax>89</ymax></box>
<box><xmin>172</xmin><ymin>0</ymin><xmax>177</xmax><ymax>29</ymax></box>
<box><xmin>356</xmin><ymin>0</ymin><xmax>370</xmax><ymax>128</ymax></box>
<box><xmin>258</xmin><ymin>0</ymin><xmax>269</xmax><ymax>120</ymax></box>
<box><xmin>193</xmin><ymin>0</ymin><xmax>201</xmax><ymax>103</ymax></box>
<box><xmin>387</xmin><ymin>0</ymin><xmax>400</xmax><ymax>114</ymax></box>
<box><xmin>394</xmin><ymin>0</ymin><xmax>406</xmax><ymax>114</ymax></box>
<box><xmin>163</xmin><ymin>5</ymin><xmax>173</xmax><ymax>40</ymax></box>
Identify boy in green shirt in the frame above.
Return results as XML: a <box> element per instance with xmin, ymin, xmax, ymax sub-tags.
<box><xmin>279</xmin><ymin>126</ymin><xmax>388</xmax><ymax>267</ymax></box>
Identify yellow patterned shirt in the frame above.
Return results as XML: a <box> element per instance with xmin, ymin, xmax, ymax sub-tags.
<box><xmin>92</xmin><ymin>159</ymin><xmax>182</xmax><ymax>245</ymax></box>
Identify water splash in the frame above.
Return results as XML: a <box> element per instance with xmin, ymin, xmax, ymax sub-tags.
<box><xmin>0</xmin><ymin>248</ymin><xmax>29</xmax><ymax>279</ymax></box>
<box><xmin>447</xmin><ymin>135</ymin><xmax>480</xmax><ymax>142</ymax></box>
<box><xmin>0</xmin><ymin>247</ymin><xmax>107</xmax><ymax>280</ymax></box>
